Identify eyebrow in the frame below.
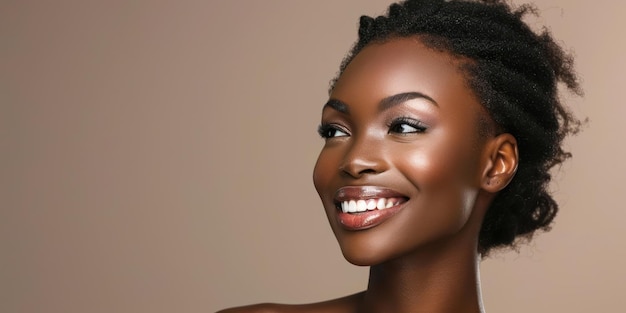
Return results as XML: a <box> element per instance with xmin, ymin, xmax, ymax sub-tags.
<box><xmin>379</xmin><ymin>91</ymin><xmax>438</xmax><ymax>111</ymax></box>
<box><xmin>323</xmin><ymin>99</ymin><xmax>350</xmax><ymax>114</ymax></box>
<box><xmin>323</xmin><ymin>91</ymin><xmax>437</xmax><ymax>114</ymax></box>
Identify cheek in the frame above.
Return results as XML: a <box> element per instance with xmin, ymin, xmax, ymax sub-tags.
<box><xmin>312</xmin><ymin>148</ymin><xmax>336</xmax><ymax>195</ymax></box>
<box><xmin>406</xmin><ymin>128</ymin><xmax>482</xmax><ymax>186</ymax></box>
<box><xmin>400</xmin><ymin>145</ymin><xmax>473</xmax><ymax>187</ymax></box>
<box><xmin>399</xmin><ymin>140</ymin><xmax>481</xmax><ymax>218</ymax></box>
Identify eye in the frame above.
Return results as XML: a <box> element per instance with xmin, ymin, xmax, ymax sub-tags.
<box><xmin>388</xmin><ymin>117</ymin><xmax>428</xmax><ymax>134</ymax></box>
<box><xmin>318</xmin><ymin>123</ymin><xmax>349</xmax><ymax>139</ymax></box>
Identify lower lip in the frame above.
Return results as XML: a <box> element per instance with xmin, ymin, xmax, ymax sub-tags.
<box><xmin>337</xmin><ymin>204</ymin><xmax>405</xmax><ymax>231</ymax></box>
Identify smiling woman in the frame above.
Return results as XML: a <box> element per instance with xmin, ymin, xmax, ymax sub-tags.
<box><xmin>217</xmin><ymin>0</ymin><xmax>581</xmax><ymax>312</ymax></box>
<box><xmin>314</xmin><ymin>39</ymin><xmax>514</xmax><ymax>268</ymax></box>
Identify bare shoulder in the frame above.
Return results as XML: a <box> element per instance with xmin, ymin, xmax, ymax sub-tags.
<box><xmin>215</xmin><ymin>303</ymin><xmax>287</xmax><ymax>313</ymax></box>
<box><xmin>215</xmin><ymin>292</ymin><xmax>364</xmax><ymax>313</ymax></box>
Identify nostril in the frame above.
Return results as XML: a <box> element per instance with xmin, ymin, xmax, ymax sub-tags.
<box><xmin>340</xmin><ymin>164</ymin><xmax>381</xmax><ymax>178</ymax></box>
<box><xmin>359</xmin><ymin>169</ymin><xmax>377</xmax><ymax>175</ymax></box>
<box><xmin>339</xmin><ymin>142</ymin><xmax>388</xmax><ymax>178</ymax></box>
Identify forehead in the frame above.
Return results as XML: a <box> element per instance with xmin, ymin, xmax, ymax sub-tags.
<box><xmin>331</xmin><ymin>37</ymin><xmax>479</xmax><ymax>110</ymax></box>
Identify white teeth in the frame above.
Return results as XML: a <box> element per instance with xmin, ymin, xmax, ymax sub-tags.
<box><xmin>340</xmin><ymin>197</ymin><xmax>404</xmax><ymax>213</ymax></box>
<box><xmin>348</xmin><ymin>200</ymin><xmax>357</xmax><ymax>213</ymax></box>
<box><xmin>367</xmin><ymin>199</ymin><xmax>377</xmax><ymax>211</ymax></box>
<box><xmin>356</xmin><ymin>200</ymin><xmax>367</xmax><ymax>212</ymax></box>
<box><xmin>377</xmin><ymin>198</ymin><xmax>386</xmax><ymax>210</ymax></box>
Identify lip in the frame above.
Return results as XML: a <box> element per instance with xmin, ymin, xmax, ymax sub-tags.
<box><xmin>335</xmin><ymin>186</ymin><xmax>408</xmax><ymax>201</ymax></box>
<box><xmin>333</xmin><ymin>186</ymin><xmax>409</xmax><ymax>231</ymax></box>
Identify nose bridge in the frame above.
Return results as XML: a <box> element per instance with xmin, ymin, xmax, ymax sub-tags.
<box><xmin>340</xmin><ymin>132</ymin><xmax>387</xmax><ymax>178</ymax></box>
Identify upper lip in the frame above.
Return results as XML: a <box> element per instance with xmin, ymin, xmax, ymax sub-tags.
<box><xmin>334</xmin><ymin>186</ymin><xmax>409</xmax><ymax>202</ymax></box>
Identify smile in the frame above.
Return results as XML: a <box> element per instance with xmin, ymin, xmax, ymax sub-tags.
<box><xmin>333</xmin><ymin>186</ymin><xmax>409</xmax><ymax>230</ymax></box>
<box><xmin>338</xmin><ymin>198</ymin><xmax>406</xmax><ymax>213</ymax></box>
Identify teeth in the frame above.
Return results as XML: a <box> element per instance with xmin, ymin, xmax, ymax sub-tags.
<box><xmin>356</xmin><ymin>200</ymin><xmax>367</xmax><ymax>212</ymax></box>
<box><xmin>340</xmin><ymin>197</ymin><xmax>404</xmax><ymax>213</ymax></box>
<box><xmin>377</xmin><ymin>198</ymin><xmax>386</xmax><ymax>210</ymax></box>
<box><xmin>348</xmin><ymin>200</ymin><xmax>357</xmax><ymax>213</ymax></box>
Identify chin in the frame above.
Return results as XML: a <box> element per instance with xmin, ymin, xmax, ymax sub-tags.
<box><xmin>341</xmin><ymin>250</ymin><xmax>383</xmax><ymax>267</ymax></box>
<box><xmin>336</xmin><ymin>236</ymin><xmax>396</xmax><ymax>266</ymax></box>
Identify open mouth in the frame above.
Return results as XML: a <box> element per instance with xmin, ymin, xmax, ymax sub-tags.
<box><xmin>336</xmin><ymin>197</ymin><xmax>408</xmax><ymax>213</ymax></box>
<box><xmin>332</xmin><ymin>187</ymin><xmax>410</xmax><ymax>230</ymax></box>
<box><xmin>333</xmin><ymin>186</ymin><xmax>409</xmax><ymax>214</ymax></box>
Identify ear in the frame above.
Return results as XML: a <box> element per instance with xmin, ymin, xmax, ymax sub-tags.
<box><xmin>480</xmin><ymin>133</ymin><xmax>518</xmax><ymax>193</ymax></box>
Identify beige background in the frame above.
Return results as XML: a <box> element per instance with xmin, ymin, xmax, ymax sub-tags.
<box><xmin>1</xmin><ymin>1</ymin><xmax>624</xmax><ymax>312</ymax></box>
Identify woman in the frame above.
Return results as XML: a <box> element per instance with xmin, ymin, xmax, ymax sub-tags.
<box><xmin>219</xmin><ymin>0</ymin><xmax>581</xmax><ymax>312</ymax></box>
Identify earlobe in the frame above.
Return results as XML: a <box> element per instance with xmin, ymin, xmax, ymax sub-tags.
<box><xmin>481</xmin><ymin>133</ymin><xmax>518</xmax><ymax>193</ymax></box>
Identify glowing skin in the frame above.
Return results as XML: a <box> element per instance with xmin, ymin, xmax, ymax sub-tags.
<box><xmin>309</xmin><ymin>37</ymin><xmax>519</xmax><ymax>313</ymax></box>
<box><xmin>313</xmin><ymin>37</ymin><xmax>492</xmax><ymax>267</ymax></box>
<box><xmin>219</xmin><ymin>37</ymin><xmax>519</xmax><ymax>313</ymax></box>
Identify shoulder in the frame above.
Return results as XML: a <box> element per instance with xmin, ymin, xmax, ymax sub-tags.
<box><xmin>215</xmin><ymin>292</ymin><xmax>364</xmax><ymax>313</ymax></box>
<box><xmin>215</xmin><ymin>303</ymin><xmax>286</xmax><ymax>313</ymax></box>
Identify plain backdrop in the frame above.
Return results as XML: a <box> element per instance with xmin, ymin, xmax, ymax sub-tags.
<box><xmin>2</xmin><ymin>1</ymin><xmax>625</xmax><ymax>312</ymax></box>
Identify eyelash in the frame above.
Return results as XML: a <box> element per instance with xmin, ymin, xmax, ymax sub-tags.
<box><xmin>387</xmin><ymin>117</ymin><xmax>428</xmax><ymax>134</ymax></box>
<box><xmin>317</xmin><ymin>123</ymin><xmax>348</xmax><ymax>139</ymax></box>
<box><xmin>317</xmin><ymin>117</ymin><xmax>428</xmax><ymax>139</ymax></box>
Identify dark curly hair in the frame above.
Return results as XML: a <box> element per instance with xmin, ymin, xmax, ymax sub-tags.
<box><xmin>330</xmin><ymin>0</ymin><xmax>582</xmax><ymax>255</ymax></box>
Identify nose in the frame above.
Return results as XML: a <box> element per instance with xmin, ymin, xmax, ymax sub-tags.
<box><xmin>339</xmin><ymin>137</ymin><xmax>388</xmax><ymax>178</ymax></box>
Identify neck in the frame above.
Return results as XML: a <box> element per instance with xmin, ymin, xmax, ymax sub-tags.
<box><xmin>358</xmin><ymin>241</ymin><xmax>485</xmax><ymax>313</ymax></box>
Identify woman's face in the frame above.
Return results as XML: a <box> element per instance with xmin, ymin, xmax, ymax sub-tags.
<box><xmin>313</xmin><ymin>37</ymin><xmax>493</xmax><ymax>266</ymax></box>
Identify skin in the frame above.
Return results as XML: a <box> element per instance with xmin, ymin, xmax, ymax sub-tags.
<box><xmin>218</xmin><ymin>37</ymin><xmax>518</xmax><ymax>313</ymax></box>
